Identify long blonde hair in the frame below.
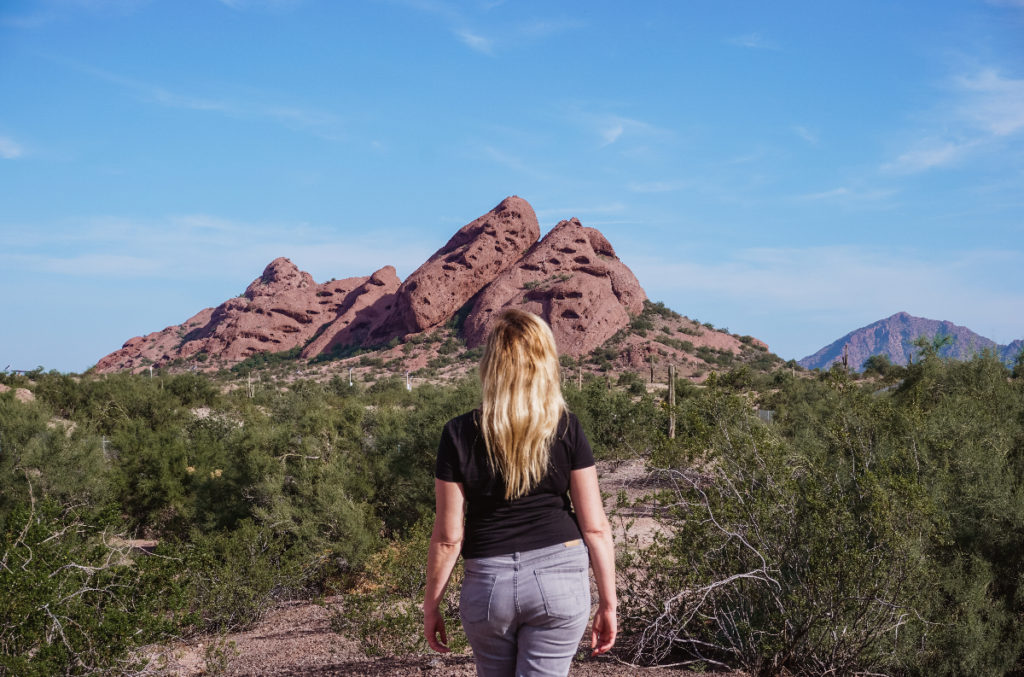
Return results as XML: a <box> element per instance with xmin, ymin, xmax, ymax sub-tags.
<box><xmin>479</xmin><ymin>309</ymin><xmax>566</xmax><ymax>500</ymax></box>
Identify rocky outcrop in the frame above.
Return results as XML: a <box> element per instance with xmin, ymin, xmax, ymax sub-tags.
<box><xmin>301</xmin><ymin>266</ymin><xmax>401</xmax><ymax>358</ymax></box>
<box><xmin>96</xmin><ymin>196</ymin><xmax>754</xmax><ymax>374</ymax></box>
<box><xmin>462</xmin><ymin>218</ymin><xmax>646</xmax><ymax>356</ymax></box>
<box><xmin>95</xmin><ymin>258</ymin><xmax>382</xmax><ymax>373</ymax></box>
<box><xmin>368</xmin><ymin>196</ymin><xmax>540</xmax><ymax>341</ymax></box>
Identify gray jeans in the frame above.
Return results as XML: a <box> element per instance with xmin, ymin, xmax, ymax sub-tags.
<box><xmin>460</xmin><ymin>540</ymin><xmax>591</xmax><ymax>677</ymax></box>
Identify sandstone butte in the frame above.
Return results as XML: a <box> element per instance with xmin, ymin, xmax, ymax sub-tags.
<box><xmin>462</xmin><ymin>218</ymin><xmax>645</xmax><ymax>355</ymax></box>
<box><xmin>94</xmin><ymin>196</ymin><xmax>737</xmax><ymax>374</ymax></box>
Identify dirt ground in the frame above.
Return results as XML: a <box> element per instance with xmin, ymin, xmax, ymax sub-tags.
<box><xmin>139</xmin><ymin>461</ymin><xmax>738</xmax><ymax>676</ymax></box>
<box><xmin>140</xmin><ymin>596</ymin><xmax>728</xmax><ymax>676</ymax></box>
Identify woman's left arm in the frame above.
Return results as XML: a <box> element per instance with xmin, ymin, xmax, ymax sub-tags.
<box><xmin>423</xmin><ymin>478</ymin><xmax>466</xmax><ymax>653</ymax></box>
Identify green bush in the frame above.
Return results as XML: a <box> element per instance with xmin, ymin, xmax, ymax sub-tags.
<box><xmin>182</xmin><ymin>520</ymin><xmax>305</xmax><ymax>633</ymax></box>
<box><xmin>0</xmin><ymin>500</ymin><xmax>185</xmax><ymax>675</ymax></box>
<box><xmin>5</xmin><ymin>353</ymin><xmax>1020</xmax><ymax>674</ymax></box>
<box><xmin>332</xmin><ymin>517</ymin><xmax>466</xmax><ymax>656</ymax></box>
<box><xmin>617</xmin><ymin>371</ymin><xmax>648</xmax><ymax>396</ymax></box>
<box><xmin>627</xmin><ymin>354</ymin><xmax>1024</xmax><ymax>675</ymax></box>
<box><xmin>564</xmin><ymin>379</ymin><xmax>667</xmax><ymax>459</ymax></box>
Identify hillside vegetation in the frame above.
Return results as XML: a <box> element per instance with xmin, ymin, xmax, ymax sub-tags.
<box><xmin>1</xmin><ymin>342</ymin><xmax>1023</xmax><ymax>675</ymax></box>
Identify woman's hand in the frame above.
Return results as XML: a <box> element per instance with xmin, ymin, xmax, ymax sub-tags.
<box><xmin>590</xmin><ymin>603</ymin><xmax>617</xmax><ymax>656</ymax></box>
<box><xmin>424</xmin><ymin>605</ymin><xmax>450</xmax><ymax>653</ymax></box>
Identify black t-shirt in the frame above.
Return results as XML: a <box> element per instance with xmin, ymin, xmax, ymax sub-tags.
<box><xmin>434</xmin><ymin>409</ymin><xmax>596</xmax><ymax>559</ymax></box>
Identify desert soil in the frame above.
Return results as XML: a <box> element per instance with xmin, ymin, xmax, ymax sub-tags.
<box><xmin>140</xmin><ymin>596</ymin><xmax>726</xmax><ymax>676</ymax></box>
<box><xmin>140</xmin><ymin>461</ymin><xmax>739</xmax><ymax>676</ymax></box>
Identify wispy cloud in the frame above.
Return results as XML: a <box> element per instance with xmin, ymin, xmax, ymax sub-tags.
<box><xmin>517</xmin><ymin>18</ymin><xmax>584</xmax><ymax>39</ymax></box>
<box><xmin>21</xmin><ymin>253</ymin><xmax>161</xmax><ymax>277</ymax></box>
<box><xmin>600</xmin><ymin>123</ymin><xmax>624</xmax><ymax>146</ymax></box>
<box><xmin>885</xmin><ymin>67</ymin><xmax>1024</xmax><ymax>173</ymax></box>
<box><xmin>632</xmin><ymin>245</ymin><xmax>1024</xmax><ymax>355</ymax></box>
<box><xmin>0</xmin><ymin>213</ymin><xmax>433</xmax><ymax>281</ymax></box>
<box><xmin>478</xmin><ymin>144</ymin><xmax>558</xmax><ymax>182</ymax></box>
<box><xmin>677</xmin><ymin>247</ymin><xmax>1022</xmax><ymax>312</ymax></box>
<box><xmin>792</xmin><ymin>125</ymin><xmax>818</xmax><ymax>144</ymax></box>
<box><xmin>563</xmin><ymin>109</ymin><xmax>669</xmax><ymax>149</ymax></box>
<box><xmin>627</xmin><ymin>179</ymin><xmax>690</xmax><ymax>193</ymax></box>
<box><xmin>53</xmin><ymin>57</ymin><xmax>346</xmax><ymax>141</ymax></box>
<box><xmin>455</xmin><ymin>29</ymin><xmax>493</xmax><ymax>54</ymax></box>
<box><xmin>392</xmin><ymin>0</ymin><xmax>580</xmax><ymax>54</ymax></box>
<box><xmin>955</xmin><ymin>69</ymin><xmax>1024</xmax><ymax>136</ymax></box>
<box><xmin>883</xmin><ymin>139</ymin><xmax>977</xmax><ymax>173</ymax></box>
<box><xmin>727</xmin><ymin>33</ymin><xmax>780</xmax><ymax>50</ymax></box>
<box><xmin>217</xmin><ymin>0</ymin><xmax>303</xmax><ymax>9</ymax></box>
<box><xmin>0</xmin><ymin>136</ymin><xmax>24</xmax><ymax>159</ymax></box>
<box><xmin>794</xmin><ymin>186</ymin><xmax>897</xmax><ymax>204</ymax></box>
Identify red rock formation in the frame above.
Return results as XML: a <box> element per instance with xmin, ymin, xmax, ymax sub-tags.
<box><xmin>369</xmin><ymin>196</ymin><xmax>540</xmax><ymax>341</ymax></box>
<box><xmin>462</xmin><ymin>218</ymin><xmax>646</xmax><ymax>356</ymax></box>
<box><xmin>95</xmin><ymin>258</ymin><xmax>379</xmax><ymax>373</ymax></box>
<box><xmin>95</xmin><ymin>196</ymin><xmax>776</xmax><ymax>376</ymax></box>
<box><xmin>301</xmin><ymin>266</ymin><xmax>400</xmax><ymax>358</ymax></box>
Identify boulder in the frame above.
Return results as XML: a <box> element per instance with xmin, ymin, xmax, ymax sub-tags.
<box><xmin>0</xmin><ymin>384</ymin><xmax>36</xmax><ymax>403</ymax></box>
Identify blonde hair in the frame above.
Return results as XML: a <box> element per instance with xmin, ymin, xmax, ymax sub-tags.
<box><xmin>479</xmin><ymin>309</ymin><xmax>566</xmax><ymax>500</ymax></box>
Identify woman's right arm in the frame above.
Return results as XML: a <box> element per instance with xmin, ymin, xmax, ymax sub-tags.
<box><xmin>570</xmin><ymin>465</ymin><xmax>617</xmax><ymax>655</ymax></box>
<box><xmin>423</xmin><ymin>478</ymin><xmax>465</xmax><ymax>653</ymax></box>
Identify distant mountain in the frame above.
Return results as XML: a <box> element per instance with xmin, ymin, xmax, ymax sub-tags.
<box><xmin>799</xmin><ymin>312</ymin><xmax>1023</xmax><ymax>371</ymax></box>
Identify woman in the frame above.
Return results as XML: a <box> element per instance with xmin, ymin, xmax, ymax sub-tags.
<box><xmin>423</xmin><ymin>309</ymin><xmax>617</xmax><ymax>677</ymax></box>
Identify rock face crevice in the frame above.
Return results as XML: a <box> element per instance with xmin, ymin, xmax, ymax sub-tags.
<box><xmin>462</xmin><ymin>218</ymin><xmax>646</xmax><ymax>356</ymax></box>
<box><xmin>95</xmin><ymin>197</ymin><xmax>653</xmax><ymax>372</ymax></box>
<box><xmin>367</xmin><ymin>196</ymin><xmax>540</xmax><ymax>342</ymax></box>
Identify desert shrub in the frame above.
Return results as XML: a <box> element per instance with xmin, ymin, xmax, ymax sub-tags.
<box><xmin>358</xmin><ymin>355</ymin><xmax>385</xmax><ymax>368</ymax></box>
<box><xmin>564</xmin><ymin>379</ymin><xmax>667</xmax><ymax>459</ymax></box>
<box><xmin>181</xmin><ymin>520</ymin><xmax>308</xmax><ymax>633</ymax></box>
<box><xmin>0</xmin><ymin>499</ymin><xmax>185</xmax><ymax>676</ymax></box>
<box><xmin>228</xmin><ymin>346</ymin><xmax>302</xmax><ymax>374</ymax></box>
<box><xmin>628</xmin><ymin>354</ymin><xmax>1024</xmax><ymax>675</ymax></box>
<box><xmin>361</xmin><ymin>379</ymin><xmax>481</xmax><ymax>535</ymax></box>
<box><xmin>617</xmin><ymin>371</ymin><xmax>647</xmax><ymax>396</ymax></box>
<box><xmin>745</xmin><ymin>351</ymin><xmax>780</xmax><ymax>372</ymax></box>
<box><xmin>862</xmin><ymin>354</ymin><xmax>906</xmax><ymax>380</ymax></box>
<box><xmin>643</xmin><ymin>300</ymin><xmax>681</xmax><ymax>319</ymax></box>
<box><xmin>629</xmin><ymin>314</ymin><xmax>654</xmax><ymax>335</ymax></box>
<box><xmin>437</xmin><ymin>337</ymin><xmax>461</xmax><ymax>355</ymax></box>
<box><xmin>626</xmin><ymin>384</ymin><xmax>934</xmax><ymax>675</ymax></box>
<box><xmin>332</xmin><ymin>517</ymin><xmax>467</xmax><ymax>656</ymax></box>
<box><xmin>655</xmin><ymin>335</ymin><xmax>694</xmax><ymax>353</ymax></box>
<box><xmin>887</xmin><ymin>352</ymin><xmax>1024</xmax><ymax>675</ymax></box>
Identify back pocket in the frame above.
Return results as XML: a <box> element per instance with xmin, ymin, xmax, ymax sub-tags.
<box><xmin>535</xmin><ymin>566</ymin><xmax>589</xmax><ymax>620</ymax></box>
<box><xmin>459</xmin><ymin>572</ymin><xmax>497</xmax><ymax>623</ymax></box>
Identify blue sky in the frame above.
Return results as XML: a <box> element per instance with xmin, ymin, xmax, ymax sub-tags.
<box><xmin>1</xmin><ymin>0</ymin><xmax>1022</xmax><ymax>373</ymax></box>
